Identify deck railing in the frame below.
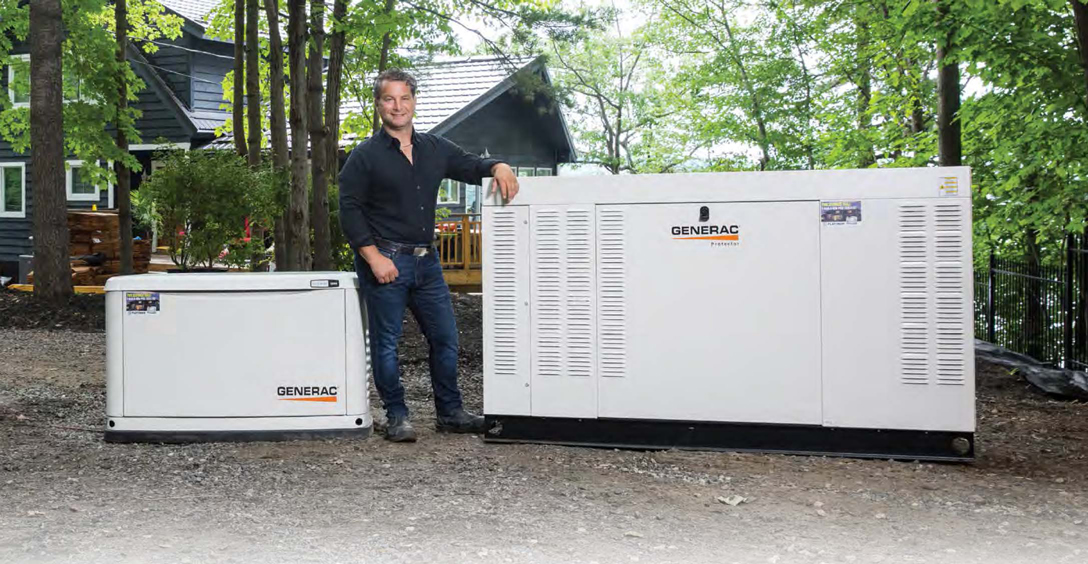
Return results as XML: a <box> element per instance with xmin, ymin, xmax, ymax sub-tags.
<box><xmin>436</xmin><ymin>213</ymin><xmax>482</xmax><ymax>271</ymax></box>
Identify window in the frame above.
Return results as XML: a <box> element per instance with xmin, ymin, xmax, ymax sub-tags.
<box><xmin>0</xmin><ymin>162</ymin><xmax>26</xmax><ymax>218</ymax></box>
<box><xmin>516</xmin><ymin>167</ymin><xmax>536</xmax><ymax>177</ymax></box>
<box><xmin>438</xmin><ymin>179</ymin><xmax>461</xmax><ymax>205</ymax></box>
<box><xmin>7</xmin><ymin>55</ymin><xmax>29</xmax><ymax>108</ymax></box>
<box><xmin>535</xmin><ymin>167</ymin><xmax>554</xmax><ymax>176</ymax></box>
<box><xmin>7</xmin><ymin>54</ymin><xmax>94</xmax><ymax>107</ymax></box>
<box><xmin>66</xmin><ymin>160</ymin><xmax>109</xmax><ymax>202</ymax></box>
<box><xmin>465</xmin><ymin>184</ymin><xmax>481</xmax><ymax>212</ymax></box>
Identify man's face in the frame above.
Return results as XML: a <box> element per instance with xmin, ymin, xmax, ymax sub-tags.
<box><xmin>376</xmin><ymin>80</ymin><xmax>416</xmax><ymax>130</ymax></box>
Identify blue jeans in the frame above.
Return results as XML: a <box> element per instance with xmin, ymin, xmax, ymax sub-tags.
<box><xmin>355</xmin><ymin>247</ymin><xmax>463</xmax><ymax>419</ymax></box>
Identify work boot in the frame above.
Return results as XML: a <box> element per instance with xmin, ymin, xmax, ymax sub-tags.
<box><xmin>435</xmin><ymin>409</ymin><xmax>486</xmax><ymax>434</ymax></box>
<box><xmin>384</xmin><ymin>415</ymin><xmax>417</xmax><ymax>442</ymax></box>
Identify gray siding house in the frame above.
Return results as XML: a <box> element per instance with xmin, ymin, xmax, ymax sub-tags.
<box><xmin>0</xmin><ymin>0</ymin><xmax>575</xmax><ymax>276</ymax></box>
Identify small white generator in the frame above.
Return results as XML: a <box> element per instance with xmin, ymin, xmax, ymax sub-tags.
<box><xmin>482</xmin><ymin>167</ymin><xmax>975</xmax><ymax>461</ymax></box>
<box><xmin>104</xmin><ymin>272</ymin><xmax>371</xmax><ymax>442</ymax></box>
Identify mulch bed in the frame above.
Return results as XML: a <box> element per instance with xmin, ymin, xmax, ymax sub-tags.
<box><xmin>0</xmin><ymin>289</ymin><xmax>106</xmax><ymax>332</ymax></box>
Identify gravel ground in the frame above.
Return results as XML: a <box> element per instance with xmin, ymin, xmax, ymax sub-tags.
<box><xmin>2</xmin><ymin>293</ymin><xmax>1088</xmax><ymax>564</ymax></box>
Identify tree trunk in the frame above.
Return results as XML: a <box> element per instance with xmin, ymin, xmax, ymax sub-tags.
<box><xmin>29</xmin><ymin>0</ymin><xmax>71</xmax><ymax>303</ymax></box>
<box><xmin>246</xmin><ymin>0</ymin><xmax>260</xmax><ymax>167</ymax></box>
<box><xmin>325</xmin><ymin>0</ymin><xmax>347</xmax><ymax>221</ymax></box>
<box><xmin>1072</xmin><ymin>0</ymin><xmax>1088</xmax><ymax>114</ymax></box>
<box><xmin>287</xmin><ymin>0</ymin><xmax>310</xmax><ymax>271</ymax></box>
<box><xmin>856</xmin><ymin>11</ymin><xmax>875</xmax><ymax>168</ymax></box>
<box><xmin>233</xmin><ymin>0</ymin><xmax>247</xmax><ymax>157</ymax></box>
<box><xmin>936</xmin><ymin>1</ymin><xmax>961</xmax><ymax>167</ymax></box>
<box><xmin>371</xmin><ymin>0</ymin><xmax>397</xmax><ymax>133</ymax></box>
<box><xmin>266</xmin><ymin>0</ymin><xmax>289</xmax><ymax>270</ymax></box>
<box><xmin>116</xmin><ymin>0</ymin><xmax>132</xmax><ymax>275</ymax></box>
<box><xmin>244</xmin><ymin>0</ymin><xmax>263</xmax><ymax>269</ymax></box>
<box><xmin>309</xmin><ymin>0</ymin><xmax>331</xmax><ymax>270</ymax></box>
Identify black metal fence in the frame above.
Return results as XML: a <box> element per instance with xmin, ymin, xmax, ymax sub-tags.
<box><xmin>974</xmin><ymin>235</ymin><xmax>1088</xmax><ymax>370</ymax></box>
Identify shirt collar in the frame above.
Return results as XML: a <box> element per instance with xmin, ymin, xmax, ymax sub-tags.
<box><xmin>377</xmin><ymin>126</ymin><xmax>420</xmax><ymax>149</ymax></box>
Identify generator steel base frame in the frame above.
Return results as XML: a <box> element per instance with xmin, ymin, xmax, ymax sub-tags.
<box><xmin>104</xmin><ymin>414</ymin><xmax>372</xmax><ymax>444</ymax></box>
<box><xmin>484</xmin><ymin>415</ymin><xmax>975</xmax><ymax>462</ymax></box>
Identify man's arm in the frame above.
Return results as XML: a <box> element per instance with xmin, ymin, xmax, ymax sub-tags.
<box><xmin>338</xmin><ymin>146</ymin><xmax>398</xmax><ymax>283</ymax></box>
<box><xmin>440</xmin><ymin>137</ymin><xmax>519</xmax><ymax>202</ymax></box>
<box><xmin>338</xmin><ymin>146</ymin><xmax>375</xmax><ymax>249</ymax></box>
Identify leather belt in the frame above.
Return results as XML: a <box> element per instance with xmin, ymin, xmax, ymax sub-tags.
<box><xmin>375</xmin><ymin>238</ymin><xmax>435</xmax><ymax>257</ymax></box>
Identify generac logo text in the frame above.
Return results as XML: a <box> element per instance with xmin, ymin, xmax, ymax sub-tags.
<box><xmin>277</xmin><ymin>386</ymin><xmax>338</xmax><ymax>402</ymax></box>
<box><xmin>671</xmin><ymin>224</ymin><xmax>740</xmax><ymax>241</ymax></box>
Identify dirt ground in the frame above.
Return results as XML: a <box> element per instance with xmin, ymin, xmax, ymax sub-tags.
<box><xmin>1</xmin><ymin>292</ymin><xmax>1087</xmax><ymax>564</ymax></box>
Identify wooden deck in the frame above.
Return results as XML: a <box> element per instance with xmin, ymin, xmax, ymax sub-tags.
<box><xmin>437</xmin><ymin>213</ymin><xmax>483</xmax><ymax>292</ymax></box>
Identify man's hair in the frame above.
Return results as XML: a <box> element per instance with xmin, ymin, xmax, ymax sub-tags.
<box><xmin>373</xmin><ymin>69</ymin><xmax>418</xmax><ymax>100</ymax></box>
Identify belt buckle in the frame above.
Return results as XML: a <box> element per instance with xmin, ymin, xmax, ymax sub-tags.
<box><xmin>413</xmin><ymin>246</ymin><xmax>428</xmax><ymax>257</ymax></box>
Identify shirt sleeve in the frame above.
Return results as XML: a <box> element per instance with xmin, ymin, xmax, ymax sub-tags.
<box><xmin>338</xmin><ymin>145</ymin><xmax>376</xmax><ymax>249</ymax></box>
<box><xmin>440</xmin><ymin>136</ymin><xmax>505</xmax><ymax>185</ymax></box>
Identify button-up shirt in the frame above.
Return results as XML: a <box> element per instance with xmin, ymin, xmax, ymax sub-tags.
<box><xmin>338</xmin><ymin>127</ymin><xmax>504</xmax><ymax>248</ymax></box>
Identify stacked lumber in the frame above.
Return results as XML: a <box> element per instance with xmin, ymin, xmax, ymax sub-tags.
<box><xmin>26</xmin><ymin>211</ymin><xmax>151</xmax><ymax>286</ymax></box>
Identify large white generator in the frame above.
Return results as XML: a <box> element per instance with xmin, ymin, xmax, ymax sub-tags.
<box><xmin>103</xmin><ymin>272</ymin><xmax>371</xmax><ymax>442</ymax></box>
<box><xmin>481</xmin><ymin>167</ymin><xmax>975</xmax><ymax>461</ymax></box>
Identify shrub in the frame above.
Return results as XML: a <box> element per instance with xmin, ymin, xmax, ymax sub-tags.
<box><xmin>141</xmin><ymin>149</ymin><xmax>281</xmax><ymax>271</ymax></box>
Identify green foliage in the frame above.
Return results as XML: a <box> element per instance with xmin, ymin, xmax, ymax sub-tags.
<box><xmin>130</xmin><ymin>187</ymin><xmax>158</xmax><ymax>236</ymax></box>
<box><xmin>960</xmin><ymin>0</ymin><xmax>1088</xmax><ymax>263</ymax></box>
<box><xmin>140</xmin><ymin>149</ymin><xmax>280</xmax><ymax>271</ymax></box>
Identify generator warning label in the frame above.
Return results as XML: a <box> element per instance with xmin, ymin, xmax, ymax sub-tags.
<box><xmin>125</xmin><ymin>292</ymin><xmax>160</xmax><ymax>314</ymax></box>
<box><xmin>821</xmin><ymin>201</ymin><xmax>862</xmax><ymax>225</ymax></box>
<box><xmin>940</xmin><ymin>176</ymin><xmax>959</xmax><ymax>197</ymax></box>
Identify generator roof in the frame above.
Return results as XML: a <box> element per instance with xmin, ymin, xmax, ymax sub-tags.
<box><xmin>105</xmin><ymin>271</ymin><xmax>359</xmax><ymax>292</ymax></box>
<box><xmin>482</xmin><ymin>167</ymin><xmax>972</xmax><ymax>207</ymax></box>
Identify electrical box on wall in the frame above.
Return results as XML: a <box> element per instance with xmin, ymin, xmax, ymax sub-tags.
<box><xmin>103</xmin><ymin>272</ymin><xmax>371</xmax><ymax>442</ymax></box>
<box><xmin>482</xmin><ymin>167</ymin><xmax>975</xmax><ymax>461</ymax></box>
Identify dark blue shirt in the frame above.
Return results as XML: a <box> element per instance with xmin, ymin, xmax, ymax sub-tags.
<box><xmin>338</xmin><ymin>127</ymin><xmax>503</xmax><ymax>248</ymax></box>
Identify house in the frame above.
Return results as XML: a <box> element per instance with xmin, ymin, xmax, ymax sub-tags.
<box><xmin>0</xmin><ymin>0</ymin><xmax>575</xmax><ymax>277</ymax></box>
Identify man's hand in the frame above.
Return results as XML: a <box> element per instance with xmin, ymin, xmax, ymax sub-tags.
<box><xmin>489</xmin><ymin>163</ymin><xmax>519</xmax><ymax>203</ymax></box>
<box><xmin>359</xmin><ymin>246</ymin><xmax>398</xmax><ymax>284</ymax></box>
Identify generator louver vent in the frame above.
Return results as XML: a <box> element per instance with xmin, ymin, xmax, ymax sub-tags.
<box><xmin>897</xmin><ymin>202</ymin><xmax>969</xmax><ymax>387</ymax></box>
<box><xmin>533</xmin><ymin>210</ymin><xmax>563</xmax><ymax>377</ymax></box>
<box><xmin>598</xmin><ymin>208</ymin><xmax>627</xmax><ymax>378</ymax></box>
<box><xmin>490</xmin><ymin>209</ymin><xmax>521</xmax><ymax>380</ymax></box>
<box><xmin>532</xmin><ymin>208</ymin><xmax>596</xmax><ymax>379</ymax></box>
<box><xmin>566</xmin><ymin>209</ymin><xmax>595</xmax><ymax>377</ymax></box>
<box><xmin>934</xmin><ymin>203</ymin><xmax>967</xmax><ymax>386</ymax></box>
<box><xmin>898</xmin><ymin>204</ymin><xmax>929</xmax><ymax>385</ymax></box>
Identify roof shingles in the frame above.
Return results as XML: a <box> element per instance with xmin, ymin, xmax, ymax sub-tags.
<box><xmin>160</xmin><ymin>0</ymin><xmax>221</xmax><ymax>26</ymax></box>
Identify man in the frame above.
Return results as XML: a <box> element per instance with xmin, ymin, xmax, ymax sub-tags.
<box><xmin>338</xmin><ymin>69</ymin><xmax>519</xmax><ymax>442</ymax></box>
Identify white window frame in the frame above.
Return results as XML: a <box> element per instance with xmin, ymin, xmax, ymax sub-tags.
<box><xmin>7</xmin><ymin>54</ymin><xmax>30</xmax><ymax>109</ymax></box>
<box><xmin>8</xmin><ymin>54</ymin><xmax>97</xmax><ymax>107</ymax></box>
<box><xmin>535</xmin><ymin>167</ymin><xmax>554</xmax><ymax>176</ymax></box>
<box><xmin>66</xmin><ymin>160</ymin><xmax>111</xmax><ymax>202</ymax></box>
<box><xmin>516</xmin><ymin>167</ymin><xmax>537</xmax><ymax>177</ymax></box>
<box><xmin>438</xmin><ymin>179</ymin><xmax>461</xmax><ymax>205</ymax></box>
<box><xmin>0</xmin><ymin>162</ymin><xmax>27</xmax><ymax>218</ymax></box>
